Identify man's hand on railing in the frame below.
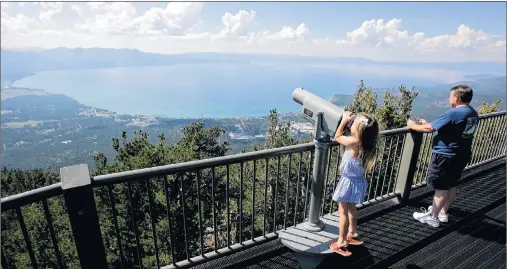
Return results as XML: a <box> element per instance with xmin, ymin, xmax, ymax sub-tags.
<box><xmin>416</xmin><ymin>118</ymin><xmax>428</xmax><ymax>125</ymax></box>
<box><xmin>406</xmin><ymin>119</ymin><xmax>417</xmax><ymax>129</ymax></box>
<box><xmin>407</xmin><ymin>119</ymin><xmax>434</xmax><ymax>133</ymax></box>
<box><xmin>407</xmin><ymin>119</ymin><xmax>425</xmax><ymax>127</ymax></box>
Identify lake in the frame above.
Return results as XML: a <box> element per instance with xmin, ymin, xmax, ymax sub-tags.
<box><xmin>13</xmin><ymin>62</ymin><xmax>462</xmax><ymax>118</ymax></box>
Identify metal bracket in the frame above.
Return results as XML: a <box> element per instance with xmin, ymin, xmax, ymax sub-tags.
<box><xmin>313</xmin><ymin>112</ymin><xmax>331</xmax><ymax>143</ymax></box>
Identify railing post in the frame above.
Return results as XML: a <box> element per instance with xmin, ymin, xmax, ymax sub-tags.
<box><xmin>60</xmin><ymin>164</ymin><xmax>108</xmax><ymax>269</ymax></box>
<box><xmin>395</xmin><ymin>131</ymin><xmax>423</xmax><ymax>203</ymax></box>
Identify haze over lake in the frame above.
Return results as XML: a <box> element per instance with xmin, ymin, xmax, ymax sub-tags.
<box><xmin>13</xmin><ymin>62</ymin><xmax>465</xmax><ymax>118</ymax></box>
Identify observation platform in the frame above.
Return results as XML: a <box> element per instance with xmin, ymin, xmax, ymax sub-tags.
<box><xmin>189</xmin><ymin>159</ymin><xmax>506</xmax><ymax>269</ymax></box>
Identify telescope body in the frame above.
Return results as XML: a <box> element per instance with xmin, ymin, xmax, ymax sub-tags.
<box><xmin>292</xmin><ymin>88</ymin><xmax>345</xmax><ymax>138</ymax></box>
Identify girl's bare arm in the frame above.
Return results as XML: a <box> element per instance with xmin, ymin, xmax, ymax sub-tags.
<box><xmin>334</xmin><ymin>119</ymin><xmax>358</xmax><ymax>147</ymax></box>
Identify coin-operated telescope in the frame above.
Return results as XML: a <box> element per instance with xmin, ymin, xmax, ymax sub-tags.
<box><xmin>280</xmin><ymin>88</ymin><xmax>355</xmax><ymax>269</ymax></box>
<box><xmin>289</xmin><ymin>87</ymin><xmax>350</xmax><ymax>232</ymax></box>
<box><xmin>292</xmin><ymin>87</ymin><xmax>346</xmax><ymax>142</ymax></box>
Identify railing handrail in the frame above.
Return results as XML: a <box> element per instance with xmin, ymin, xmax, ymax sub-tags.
<box><xmin>2</xmin><ymin>111</ymin><xmax>505</xmax><ymax>209</ymax></box>
<box><xmin>92</xmin><ymin>142</ymin><xmax>315</xmax><ymax>186</ymax></box>
<box><xmin>479</xmin><ymin>110</ymin><xmax>506</xmax><ymax>119</ymax></box>
<box><xmin>1</xmin><ymin>183</ymin><xmax>62</xmax><ymax>211</ymax></box>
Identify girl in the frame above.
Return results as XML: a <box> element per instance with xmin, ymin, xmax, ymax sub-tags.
<box><xmin>329</xmin><ymin>112</ymin><xmax>379</xmax><ymax>256</ymax></box>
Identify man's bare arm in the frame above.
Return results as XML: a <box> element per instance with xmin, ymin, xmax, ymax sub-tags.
<box><xmin>407</xmin><ymin>120</ymin><xmax>434</xmax><ymax>133</ymax></box>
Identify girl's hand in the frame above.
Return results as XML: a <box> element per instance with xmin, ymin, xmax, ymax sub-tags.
<box><xmin>342</xmin><ymin>111</ymin><xmax>353</xmax><ymax>124</ymax></box>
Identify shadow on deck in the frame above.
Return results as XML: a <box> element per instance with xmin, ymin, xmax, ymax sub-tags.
<box><xmin>190</xmin><ymin>159</ymin><xmax>506</xmax><ymax>269</ymax></box>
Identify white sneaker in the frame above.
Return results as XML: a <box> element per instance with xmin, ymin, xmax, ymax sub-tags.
<box><xmin>413</xmin><ymin>207</ymin><xmax>440</xmax><ymax>228</ymax></box>
<box><xmin>428</xmin><ymin>206</ymin><xmax>449</xmax><ymax>223</ymax></box>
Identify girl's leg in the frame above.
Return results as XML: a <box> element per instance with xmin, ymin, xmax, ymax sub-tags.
<box><xmin>330</xmin><ymin>202</ymin><xmax>352</xmax><ymax>256</ymax></box>
<box><xmin>338</xmin><ymin>202</ymin><xmax>349</xmax><ymax>245</ymax></box>
<box><xmin>347</xmin><ymin>205</ymin><xmax>358</xmax><ymax>237</ymax></box>
<box><xmin>347</xmin><ymin>205</ymin><xmax>364</xmax><ymax>245</ymax></box>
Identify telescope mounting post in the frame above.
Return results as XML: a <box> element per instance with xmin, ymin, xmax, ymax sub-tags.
<box><xmin>302</xmin><ymin>112</ymin><xmax>331</xmax><ymax>232</ymax></box>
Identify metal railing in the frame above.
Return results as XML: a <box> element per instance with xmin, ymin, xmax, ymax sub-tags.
<box><xmin>1</xmin><ymin>111</ymin><xmax>506</xmax><ymax>269</ymax></box>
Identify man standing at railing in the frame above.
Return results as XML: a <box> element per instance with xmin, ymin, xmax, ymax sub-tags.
<box><xmin>406</xmin><ymin>85</ymin><xmax>478</xmax><ymax>228</ymax></box>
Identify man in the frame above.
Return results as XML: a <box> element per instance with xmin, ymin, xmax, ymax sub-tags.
<box><xmin>407</xmin><ymin>85</ymin><xmax>479</xmax><ymax>228</ymax></box>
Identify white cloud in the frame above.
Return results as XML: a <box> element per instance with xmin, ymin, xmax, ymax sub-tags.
<box><xmin>205</xmin><ymin>9</ymin><xmax>309</xmax><ymax>45</ymax></box>
<box><xmin>72</xmin><ymin>2</ymin><xmax>204</xmax><ymax>36</ymax></box>
<box><xmin>336</xmin><ymin>18</ymin><xmax>502</xmax><ymax>54</ymax></box>
<box><xmin>71</xmin><ymin>5</ymin><xmax>84</xmax><ymax>17</ymax></box>
<box><xmin>86</xmin><ymin>2</ymin><xmax>107</xmax><ymax>10</ymax></box>
<box><xmin>39</xmin><ymin>3</ymin><xmax>63</xmax><ymax>21</ymax></box>
<box><xmin>217</xmin><ymin>10</ymin><xmax>256</xmax><ymax>38</ymax></box>
<box><xmin>490</xmin><ymin>40</ymin><xmax>506</xmax><ymax>49</ymax></box>
<box><xmin>1</xmin><ymin>3</ymin><xmax>34</xmax><ymax>34</ymax></box>
<box><xmin>242</xmin><ymin>23</ymin><xmax>310</xmax><ymax>46</ymax></box>
<box><xmin>1</xmin><ymin>3</ymin><xmax>505</xmax><ymax>62</ymax></box>
<box><xmin>417</xmin><ymin>24</ymin><xmax>492</xmax><ymax>51</ymax></box>
<box><xmin>133</xmin><ymin>2</ymin><xmax>204</xmax><ymax>35</ymax></box>
<box><xmin>74</xmin><ymin>3</ymin><xmax>138</xmax><ymax>35</ymax></box>
<box><xmin>270</xmin><ymin>23</ymin><xmax>310</xmax><ymax>41</ymax></box>
<box><xmin>337</xmin><ymin>18</ymin><xmax>409</xmax><ymax>47</ymax></box>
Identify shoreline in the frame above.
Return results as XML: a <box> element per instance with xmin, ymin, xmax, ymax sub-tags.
<box><xmin>8</xmin><ymin>70</ymin><xmax>308</xmax><ymax>121</ymax></box>
<box><xmin>2</xmin><ymin>84</ymin><xmax>306</xmax><ymax>121</ymax></box>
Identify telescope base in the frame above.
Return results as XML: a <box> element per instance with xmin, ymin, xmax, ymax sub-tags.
<box><xmin>302</xmin><ymin>220</ymin><xmax>325</xmax><ymax>232</ymax></box>
<box><xmin>279</xmin><ymin>213</ymin><xmax>340</xmax><ymax>269</ymax></box>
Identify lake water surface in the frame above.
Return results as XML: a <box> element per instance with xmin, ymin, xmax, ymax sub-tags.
<box><xmin>13</xmin><ymin>63</ymin><xmax>458</xmax><ymax>118</ymax></box>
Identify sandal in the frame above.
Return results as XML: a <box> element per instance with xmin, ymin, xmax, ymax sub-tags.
<box><xmin>329</xmin><ymin>241</ymin><xmax>352</xmax><ymax>257</ymax></box>
<box><xmin>347</xmin><ymin>236</ymin><xmax>364</xmax><ymax>246</ymax></box>
<box><xmin>347</xmin><ymin>232</ymin><xmax>364</xmax><ymax>245</ymax></box>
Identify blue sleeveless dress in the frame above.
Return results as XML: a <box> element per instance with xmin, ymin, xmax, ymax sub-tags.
<box><xmin>332</xmin><ymin>149</ymin><xmax>368</xmax><ymax>205</ymax></box>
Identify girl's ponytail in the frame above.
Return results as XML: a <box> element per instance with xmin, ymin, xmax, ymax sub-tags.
<box><xmin>355</xmin><ymin>113</ymin><xmax>380</xmax><ymax>171</ymax></box>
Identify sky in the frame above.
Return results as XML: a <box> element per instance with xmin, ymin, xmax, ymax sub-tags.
<box><xmin>1</xmin><ymin>1</ymin><xmax>506</xmax><ymax>62</ymax></box>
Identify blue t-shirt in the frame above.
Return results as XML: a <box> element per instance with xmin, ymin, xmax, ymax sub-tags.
<box><xmin>430</xmin><ymin>105</ymin><xmax>479</xmax><ymax>158</ymax></box>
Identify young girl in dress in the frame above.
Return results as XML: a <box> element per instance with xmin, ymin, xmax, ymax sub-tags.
<box><xmin>329</xmin><ymin>112</ymin><xmax>379</xmax><ymax>256</ymax></box>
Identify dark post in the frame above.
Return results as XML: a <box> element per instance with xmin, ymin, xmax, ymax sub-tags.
<box><xmin>395</xmin><ymin>131</ymin><xmax>423</xmax><ymax>203</ymax></box>
<box><xmin>60</xmin><ymin>164</ymin><xmax>108</xmax><ymax>269</ymax></box>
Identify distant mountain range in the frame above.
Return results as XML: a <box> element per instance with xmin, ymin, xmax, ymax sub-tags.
<box><xmin>2</xmin><ymin>47</ymin><xmax>506</xmax><ymax>84</ymax></box>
